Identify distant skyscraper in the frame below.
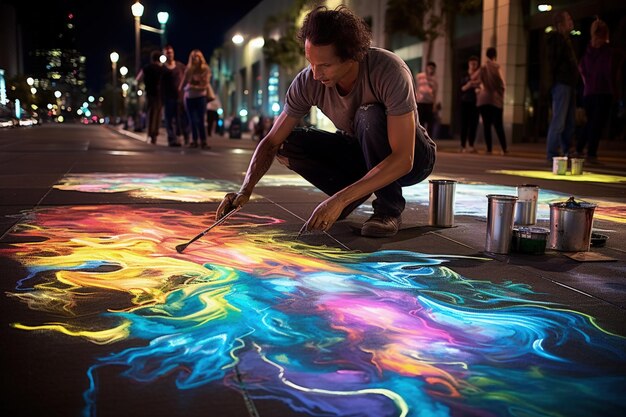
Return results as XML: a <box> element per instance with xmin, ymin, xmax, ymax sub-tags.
<box><xmin>27</xmin><ymin>12</ymin><xmax>86</xmax><ymax>109</ymax></box>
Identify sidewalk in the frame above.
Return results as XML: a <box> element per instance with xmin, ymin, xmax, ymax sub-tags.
<box><xmin>113</xmin><ymin>124</ymin><xmax>626</xmax><ymax>169</ymax></box>
<box><xmin>2</xmin><ymin>123</ymin><xmax>625</xmax><ymax>417</ymax></box>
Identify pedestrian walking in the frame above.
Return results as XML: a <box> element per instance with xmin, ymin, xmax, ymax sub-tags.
<box><xmin>136</xmin><ymin>50</ymin><xmax>165</xmax><ymax>144</ymax></box>
<box><xmin>415</xmin><ymin>61</ymin><xmax>439</xmax><ymax>137</ymax></box>
<box><xmin>161</xmin><ymin>45</ymin><xmax>187</xmax><ymax>147</ymax></box>
<box><xmin>179</xmin><ymin>49</ymin><xmax>212</xmax><ymax>149</ymax></box>
<box><xmin>577</xmin><ymin>18</ymin><xmax>616</xmax><ymax>162</ymax></box>
<box><xmin>206</xmin><ymin>94</ymin><xmax>221</xmax><ymax>136</ymax></box>
<box><xmin>476</xmin><ymin>47</ymin><xmax>507</xmax><ymax>154</ymax></box>
<box><xmin>545</xmin><ymin>10</ymin><xmax>580</xmax><ymax>162</ymax></box>
<box><xmin>459</xmin><ymin>55</ymin><xmax>480</xmax><ymax>153</ymax></box>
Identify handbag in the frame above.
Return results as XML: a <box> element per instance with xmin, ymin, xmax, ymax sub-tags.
<box><xmin>206</xmin><ymin>83</ymin><xmax>216</xmax><ymax>103</ymax></box>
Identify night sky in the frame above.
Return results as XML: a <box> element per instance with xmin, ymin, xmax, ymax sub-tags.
<box><xmin>4</xmin><ymin>0</ymin><xmax>263</xmax><ymax>93</ymax></box>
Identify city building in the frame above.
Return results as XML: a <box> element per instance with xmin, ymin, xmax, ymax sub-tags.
<box><xmin>212</xmin><ymin>0</ymin><xmax>625</xmax><ymax>144</ymax></box>
<box><xmin>0</xmin><ymin>5</ymin><xmax>88</xmax><ymax>121</ymax></box>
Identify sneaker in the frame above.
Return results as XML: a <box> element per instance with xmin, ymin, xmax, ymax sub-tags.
<box><xmin>201</xmin><ymin>143</ymin><xmax>210</xmax><ymax>149</ymax></box>
<box><xmin>188</xmin><ymin>142</ymin><xmax>198</xmax><ymax>148</ymax></box>
<box><xmin>468</xmin><ymin>146</ymin><xmax>477</xmax><ymax>153</ymax></box>
<box><xmin>361</xmin><ymin>214</ymin><xmax>401</xmax><ymax>238</ymax></box>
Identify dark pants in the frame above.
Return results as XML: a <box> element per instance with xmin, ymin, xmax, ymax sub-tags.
<box><xmin>145</xmin><ymin>95</ymin><xmax>162</xmax><ymax>142</ymax></box>
<box><xmin>185</xmin><ymin>96</ymin><xmax>208</xmax><ymax>144</ymax></box>
<box><xmin>577</xmin><ymin>94</ymin><xmax>612</xmax><ymax>158</ymax></box>
<box><xmin>460</xmin><ymin>101</ymin><xmax>479</xmax><ymax>148</ymax></box>
<box><xmin>164</xmin><ymin>98</ymin><xmax>189</xmax><ymax>145</ymax></box>
<box><xmin>479</xmin><ymin>104</ymin><xmax>507</xmax><ymax>152</ymax></box>
<box><xmin>206</xmin><ymin>109</ymin><xmax>219</xmax><ymax>136</ymax></box>
<box><xmin>277</xmin><ymin>104</ymin><xmax>436</xmax><ymax>218</ymax></box>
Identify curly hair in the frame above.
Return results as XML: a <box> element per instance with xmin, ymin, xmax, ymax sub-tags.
<box><xmin>297</xmin><ymin>5</ymin><xmax>371</xmax><ymax>62</ymax></box>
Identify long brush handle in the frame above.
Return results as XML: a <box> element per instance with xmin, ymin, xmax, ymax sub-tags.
<box><xmin>194</xmin><ymin>206</ymin><xmax>241</xmax><ymax>239</ymax></box>
<box><xmin>177</xmin><ymin>206</ymin><xmax>241</xmax><ymax>253</ymax></box>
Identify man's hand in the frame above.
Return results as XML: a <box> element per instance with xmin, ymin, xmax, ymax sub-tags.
<box><xmin>216</xmin><ymin>192</ymin><xmax>249</xmax><ymax>219</ymax></box>
<box><xmin>302</xmin><ymin>195</ymin><xmax>345</xmax><ymax>233</ymax></box>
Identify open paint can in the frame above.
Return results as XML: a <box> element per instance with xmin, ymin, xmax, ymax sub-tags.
<box><xmin>548</xmin><ymin>197</ymin><xmax>597</xmax><ymax>252</ymax></box>
<box><xmin>552</xmin><ymin>157</ymin><xmax>568</xmax><ymax>175</ymax></box>
<box><xmin>511</xmin><ymin>227</ymin><xmax>550</xmax><ymax>255</ymax></box>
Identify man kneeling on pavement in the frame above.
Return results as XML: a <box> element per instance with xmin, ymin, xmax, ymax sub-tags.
<box><xmin>217</xmin><ymin>5</ymin><xmax>436</xmax><ymax>238</ymax></box>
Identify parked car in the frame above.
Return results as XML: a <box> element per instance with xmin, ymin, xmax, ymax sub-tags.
<box><xmin>0</xmin><ymin>104</ymin><xmax>16</xmax><ymax>128</ymax></box>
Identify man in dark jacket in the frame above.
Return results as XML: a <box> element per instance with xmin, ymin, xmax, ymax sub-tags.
<box><xmin>545</xmin><ymin>10</ymin><xmax>580</xmax><ymax>162</ymax></box>
<box><xmin>137</xmin><ymin>50</ymin><xmax>165</xmax><ymax>144</ymax></box>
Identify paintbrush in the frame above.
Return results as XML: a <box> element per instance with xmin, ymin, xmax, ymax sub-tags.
<box><xmin>296</xmin><ymin>221</ymin><xmax>308</xmax><ymax>238</ymax></box>
<box><xmin>175</xmin><ymin>206</ymin><xmax>242</xmax><ymax>253</ymax></box>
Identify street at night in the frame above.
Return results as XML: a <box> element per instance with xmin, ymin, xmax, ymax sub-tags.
<box><xmin>0</xmin><ymin>124</ymin><xmax>624</xmax><ymax>416</ymax></box>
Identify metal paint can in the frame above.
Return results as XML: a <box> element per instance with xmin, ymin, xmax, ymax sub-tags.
<box><xmin>485</xmin><ymin>194</ymin><xmax>518</xmax><ymax>254</ymax></box>
<box><xmin>552</xmin><ymin>157</ymin><xmax>568</xmax><ymax>175</ymax></box>
<box><xmin>570</xmin><ymin>158</ymin><xmax>584</xmax><ymax>175</ymax></box>
<box><xmin>517</xmin><ymin>184</ymin><xmax>539</xmax><ymax>202</ymax></box>
<box><xmin>429</xmin><ymin>180</ymin><xmax>457</xmax><ymax>227</ymax></box>
<box><xmin>514</xmin><ymin>200</ymin><xmax>537</xmax><ymax>226</ymax></box>
<box><xmin>548</xmin><ymin>197</ymin><xmax>597</xmax><ymax>252</ymax></box>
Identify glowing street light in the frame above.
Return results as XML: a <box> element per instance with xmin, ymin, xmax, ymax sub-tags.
<box><xmin>157</xmin><ymin>12</ymin><xmax>169</xmax><ymax>46</ymax></box>
<box><xmin>131</xmin><ymin>2</ymin><xmax>144</xmax><ymax>76</ymax></box>
<box><xmin>232</xmin><ymin>34</ymin><xmax>244</xmax><ymax>45</ymax></box>
<box><xmin>119</xmin><ymin>66</ymin><xmax>128</xmax><ymax>77</ymax></box>
<box><xmin>110</xmin><ymin>51</ymin><xmax>120</xmax><ymax>120</ymax></box>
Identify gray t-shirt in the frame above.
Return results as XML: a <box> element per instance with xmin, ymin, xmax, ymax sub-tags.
<box><xmin>284</xmin><ymin>47</ymin><xmax>417</xmax><ymax>137</ymax></box>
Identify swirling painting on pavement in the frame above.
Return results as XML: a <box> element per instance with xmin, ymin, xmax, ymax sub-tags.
<box><xmin>54</xmin><ymin>173</ymin><xmax>243</xmax><ymax>202</ymax></box>
<box><xmin>2</xmin><ymin>205</ymin><xmax>625</xmax><ymax>417</ymax></box>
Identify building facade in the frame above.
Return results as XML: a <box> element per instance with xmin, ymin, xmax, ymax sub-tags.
<box><xmin>212</xmin><ymin>0</ymin><xmax>625</xmax><ymax>143</ymax></box>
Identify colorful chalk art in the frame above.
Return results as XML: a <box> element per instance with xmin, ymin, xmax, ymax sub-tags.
<box><xmin>3</xmin><ymin>204</ymin><xmax>625</xmax><ymax>417</ymax></box>
<box><xmin>54</xmin><ymin>173</ymin><xmax>244</xmax><ymax>202</ymax></box>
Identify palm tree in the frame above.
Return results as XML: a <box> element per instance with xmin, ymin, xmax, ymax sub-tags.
<box><xmin>385</xmin><ymin>0</ymin><xmax>481</xmax><ymax>67</ymax></box>
<box><xmin>262</xmin><ymin>0</ymin><xmax>316</xmax><ymax>74</ymax></box>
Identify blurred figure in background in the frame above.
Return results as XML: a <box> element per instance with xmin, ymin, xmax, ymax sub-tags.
<box><xmin>476</xmin><ymin>47</ymin><xmax>507</xmax><ymax>154</ymax></box>
<box><xmin>136</xmin><ymin>50</ymin><xmax>164</xmax><ymax>144</ymax></box>
<box><xmin>577</xmin><ymin>17</ymin><xmax>616</xmax><ymax>163</ymax></box>
<box><xmin>545</xmin><ymin>10</ymin><xmax>579</xmax><ymax>162</ymax></box>
<box><xmin>180</xmin><ymin>49</ymin><xmax>212</xmax><ymax>149</ymax></box>
<box><xmin>459</xmin><ymin>55</ymin><xmax>480</xmax><ymax>153</ymax></box>
<box><xmin>161</xmin><ymin>45</ymin><xmax>187</xmax><ymax>147</ymax></box>
<box><xmin>415</xmin><ymin>61</ymin><xmax>438</xmax><ymax>137</ymax></box>
<box><xmin>206</xmin><ymin>94</ymin><xmax>222</xmax><ymax>136</ymax></box>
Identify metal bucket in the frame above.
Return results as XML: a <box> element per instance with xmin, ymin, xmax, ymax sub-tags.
<box><xmin>429</xmin><ymin>180</ymin><xmax>457</xmax><ymax>227</ymax></box>
<box><xmin>515</xmin><ymin>184</ymin><xmax>539</xmax><ymax>225</ymax></box>
<box><xmin>517</xmin><ymin>184</ymin><xmax>539</xmax><ymax>202</ymax></box>
<box><xmin>485</xmin><ymin>194</ymin><xmax>518</xmax><ymax>254</ymax></box>
<box><xmin>552</xmin><ymin>157</ymin><xmax>568</xmax><ymax>175</ymax></box>
<box><xmin>570</xmin><ymin>158</ymin><xmax>584</xmax><ymax>175</ymax></box>
<box><xmin>514</xmin><ymin>200</ymin><xmax>537</xmax><ymax>225</ymax></box>
<box><xmin>548</xmin><ymin>197</ymin><xmax>597</xmax><ymax>251</ymax></box>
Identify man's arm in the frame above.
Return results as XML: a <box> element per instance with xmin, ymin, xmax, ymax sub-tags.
<box><xmin>216</xmin><ymin>111</ymin><xmax>300</xmax><ymax>218</ymax></box>
<box><xmin>307</xmin><ymin>111</ymin><xmax>416</xmax><ymax>232</ymax></box>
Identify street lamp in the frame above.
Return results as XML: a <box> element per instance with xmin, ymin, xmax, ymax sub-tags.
<box><xmin>157</xmin><ymin>12</ymin><xmax>169</xmax><ymax>47</ymax></box>
<box><xmin>110</xmin><ymin>51</ymin><xmax>119</xmax><ymax>121</ymax></box>
<box><xmin>119</xmin><ymin>66</ymin><xmax>128</xmax><ymax>78</ymax></box>
<box><xmin>131</xmin><ymin>1</ymin><xmax>169</xmax><ymax>131</ymax></box>
<box><xmin>131</xmin><ymin>2</ymin><xmax>144</xmax><ymax>77</ymax></box>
